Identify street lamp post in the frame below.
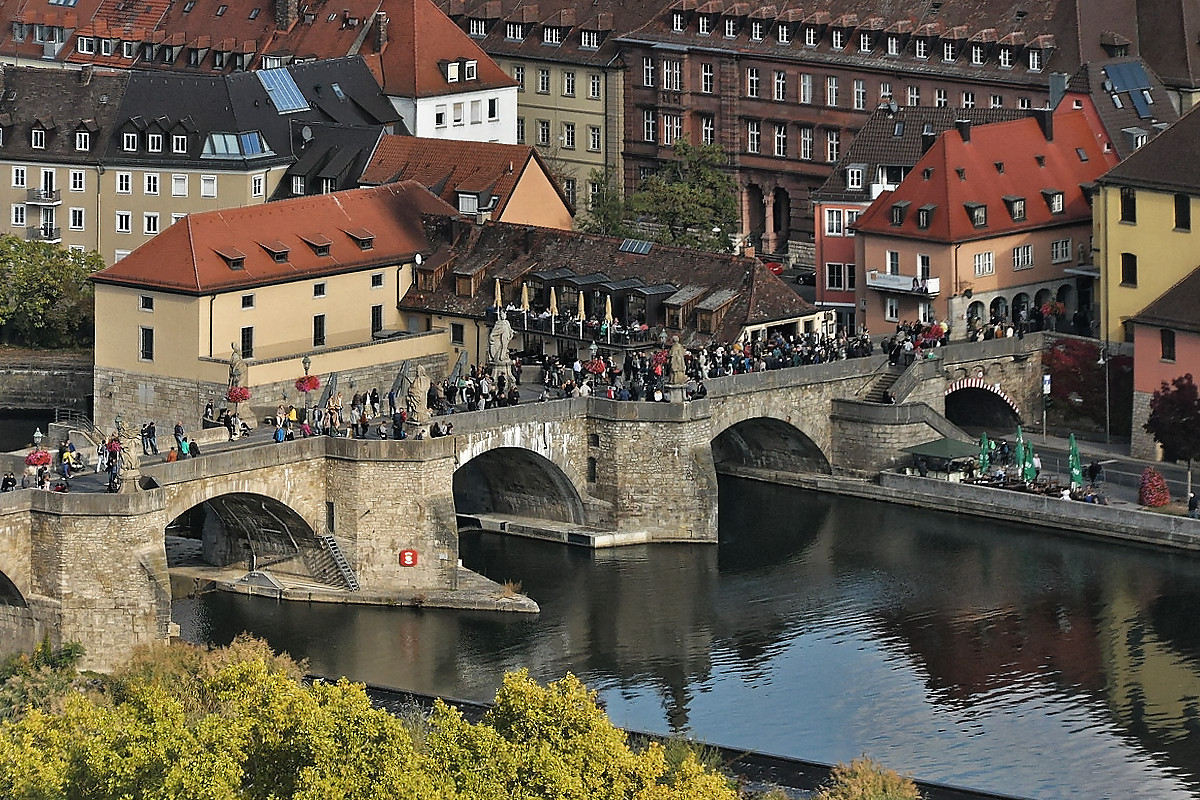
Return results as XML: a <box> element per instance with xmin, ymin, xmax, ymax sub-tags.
<box><xmin>302</xmin><ymin>355</ymin><xmax>312</xmax><ymax>420</ymax></box>
<box><xmin>32</xmin><ymin>427</ymin><xmax>43</xmax><ymax>448</ymax></box>
<box><xmin>1099</xmin><ymin>344</ymin><xmax>1111</xmax><ymax>445</ymax></box>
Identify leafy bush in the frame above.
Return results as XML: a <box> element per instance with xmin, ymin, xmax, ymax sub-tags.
<box><xmin>815</xmin><ymin>756</ymin><xmax>922</xmax><ymax>800</ymax></box>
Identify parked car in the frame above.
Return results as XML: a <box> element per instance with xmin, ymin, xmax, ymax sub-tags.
<box><xmin>795</xmin><ymin>270</ymin><xmax>816</xmax><ymax>285</ymax></box>
<box><xmin>765</xmin><ymin>261</ymin><xmax>784</xmax><ymax>275</ymax></box>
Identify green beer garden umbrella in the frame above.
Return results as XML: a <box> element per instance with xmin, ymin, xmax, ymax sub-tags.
<box><xmin>1068</xmin><ymin>433</ymin><xmax>1084</xmax><ymax>490</ymax></box>
<box><xmin>1023</xmin><ymin>441</ymin><xmax>1038</xmax><ymax>482</ymax></box>
<box><xmin>979</xmin><ymin>432</ymin><xmax>991</xmax><ymax>473</ymax></box>
<box><xmin>1014</xmin><ymin>426</ymin><xmax>1026</xmax><ymax>475</ymax></box>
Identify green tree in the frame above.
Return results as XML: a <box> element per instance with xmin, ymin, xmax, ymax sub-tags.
<box><xmin>627</xmin><ymin>138</ymin><xmax>738</xmax><ymax>252</ymax></box>
<box><xmin>815</xmin><ymin>757</ymin><xmax>923</xmax><ymax>800</ymax></box>
<box><xmin>0</xmin><ymin>236</ymin><xmax>103</xmax><ymax>348</ymax></box>
<box><xmin>1145</xmin><ymin>373</ymin><xmax>1200</xmax><ymax>494</ymax></box>
<box><xmin>577</xmin><ymin>168</ymin><xmax>630</xmax><ymax>238</ymax></box>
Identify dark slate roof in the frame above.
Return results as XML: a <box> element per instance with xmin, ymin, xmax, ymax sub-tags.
<box><xmin>275</xmin><ymin>122</ymin><xmax>385</xmax><ymax>198</ymax></box>
<box><xmin>1129</xmin><ymin>264</ymin><xmax>1200</xmax><ymax>334</ymax></box>
<box><xmin>1100</xmin><ymin>102</ymin><xmax>1200</xmax><ymax>193</ymax></box>
<box><xmin>1065</xmin><ymin>57</ymin><xmax>1176</xmax><ymax>159</ymax></box>
<box><xmin>106</xmin><ymin>56</ymin><xmax>400</xmax><ymax>171</ymax></box>
<box><xmin>815</xmin><ymin>105</ymin><xmax>1029</xmax><ymax>202</ymax></box>
<box><xmin>0</xmin><ymin>66</ymin><xmax>130</xmax><ymax>165</ymax></box>
<box><xmin>1135</xmin><ymin>0</ymin><xmax>1200</xmax><ymax>91</ymax></box>
<box><xmin>402</xmin><ymin>222</ymin><xmax>817</xmax><ymax>345</ymax></box>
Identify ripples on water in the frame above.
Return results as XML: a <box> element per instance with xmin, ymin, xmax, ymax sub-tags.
<box><xmin>177</xmin><ymin>477</ymin><xmax>1200</xmax><ymax>799</ymax></box>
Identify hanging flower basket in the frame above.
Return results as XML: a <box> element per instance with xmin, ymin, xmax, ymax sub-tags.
<box><xmin>226</xmin><ymin>386</ymin><xmax>251</xmax><ymax>404</ymax></box>
<box><xmin>650</xmin><ymin>349</ymin><xmax>669</xmax><ymax>370</ymax></box>
<box><xmin>295</xmin><ymin>375</ymin><xmax>321</xmax><ymax>393</ymax></box>
<box><xmin>24</xmin><ymin>449</ymin><xmax>51</xmax><ymax>467</ymax></box>
<box><xmin>106</xmin><ymin>439</ymin><xmax>121</xmax><ymax>453</ymax></box>
<box><xmin>584</xmin><ymin>358</ymin><xmax>607</xmax><ymax>375</ymax></box>
<box><xmin>1041</xmin><ymin>301</ymin><xmax>1066</xmax><ymax>318</ymax></box>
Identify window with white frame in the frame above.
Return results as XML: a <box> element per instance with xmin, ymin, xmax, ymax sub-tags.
<box><xmin>887</xmin><ymin>35</ymin><xmax>900</xmax><ymax>55</ymax></box>
<box><xmin>800</xmin><ymin>126</ymin><xmax>813</xmax><ymax>159</ymax></box>
<box><xmin>747</xmin><ymin>67</ymin><xmax>760</xmax><ymax>97</ymax></box>
<box><xmin>942</xmin><ymin>41</ymin><xmax>956</xmax><ymax>61</ymax></box>
<box><xmin>826</xmin><ymin>129</ymin><xmax>840</xmax><ymax>162</ymax></box>
<box><xmin>291</xmin><ymin>175</ymin><xmax>304</xmax><ymax>195</ymax></box>
<box><xmin>907</xmin><ymin>85</ymin><xmax>920</xmax><ymax>106</ymax></box>
<box><xmin>724</xmin><ymin>17</ymin><xmax>736</xmax><ymax>37</ymax></box>
<box><xmin>886</xmin><ymin>250</ymin><xmax>900</xmax><ymax>274</ymax></box>
<box><xmin>846</xmin><ymin>209</ymin><xmax>860</xmax><ymax>234</ymax></box>
<box><xmin>880</xmin><ymin>81</ymin><xmax>892</xmax><ymax>101</ymax></box>
<box><xmin>746</xmin><ymin>120</ymin><xmax>761</xmax><ymax>153</ymax></box>
<box><xmin>826</xmin><ymin>75</ymin><xmax>838</xmax><ymax>105</ymax></box>
<box><xmin>774</xmin><ymin>70</ymin><xmax>786</xmax><ymax>101</ymax></box>
<box><xmin>122</xmin><ymin>132</ymin><xmax>137</xmax><ymax>151</ymax></box>
<box><xmin>116</xmin><ymin>211</ymin><xmax>131</xmax><ymax>234</ymax></box>
<box><xmin>589</xmin><ymin>73</ymin><xmax>601</xmax><ymax>98</ymax></box>
<box><xmin>701</xmin><ymin>63</ymin><xmax>714</xmax><ymax>93</ymax></box>
<box><xmin>832</xmin><ymin>29</ymin><xmax>844</xmax><ymax>49</ymax></box>
<box><xmin>537</xmin><ymin>119</ymin><xmax>550</xmax><ymax>145</ymax></box>
<box><xmin>505</xmin><ymin>22</ymin><xmax>524</xmax><ymax>39</ymax></box>
<box><xmin>751</xmin><ymin>21</ymin><xmax>763</xmax><ymax>40</ymax></box>
<box><xmin>991</xmin><ymin>94</ymin><xmax>1003</xmax><ymax>108</ymax></box>
<box><xmin>962</xmin><ymin>91</ymin><xmax>975</xmax><ymax>108</ymax></box>
<box><xmin>643</xmin><ymin>110</ymin><xmax>655</xmax><ymax>142</ymax></box>
<box><xmin>537</xmin><ymin>68</ymin><xmax>550</xmax><ymax>93</ymax></box>
<box><xmin>170</xmin><ymin>174</ymin><xmax>187</xmax><ymax>196</ymax></box>
<box><xmin>777</xmin><ymin>23</ymin><xmax>790</xmax><ymax>43</ymax></box>
<box><xmin>469</xmin><ymin>18</ymin><xmax>486</xmax><ymax>36</ymax></box>
<box><xmin>804</xmin><ymin>26</ymin><xmax>817</xmax><ymax>46</ymax></box>
<box><xmin>662</xmin><ymin>60</ymin><xmax>681</xmax><ymax>91</ymax></box>
<box><xmin>588</xmin><ymin>126</ymin><xmax>601</xmax><ymax>151</ymax></box>
<box><xmin>1051</xmin><ymin>238</ymin><xmax>1072</xmax><ymax>263</ymax></box>
<box><xmin>847</xmin><ymin>167</ymin><xmax>863</xmax><ymax>190</ymax></box>
<box><xmin>698</xmin><ymin>15</ymin><xmax>711</xmax><ymax>35</ymax></box>
<box><xmin>77</xmin><ymin>35</ymin><xmax>94</xmax><ymax>53</ymax></box>
<box><xmin>973</xmin><ymin>251</ymin><xmax>995</xmax><ymax>276</ymax></box>
<box><xmin>581</xmin><ymin>30</ymin><xmax>599</xmax><ymax>48</ymax></box>
<box><xmin>915</xmin><ymin>39</ymin><xmax>928</xmax><ymax>58</ymax></box>
<box><xmin>31</xmin><ymin>128</ymin><xmax>44</xmax><ymax>149</ymax></box>
<box><xmin>1018</xmin><ymin>97</ymin><xmax>1031</xmax><ymax>109</ymax></box>
<box><xmin>69</xmin><ymin>170</ymin><xmax>84</xmax><ymax>192</ymax></box>
<box><xmin>562</xmin><ymin>122</ymin><xmax>576</xmax><ymax>148</ymax></box>
<box><xmin>75</xmin><ymin>131</ymin><xmax>89</xmax><ymax>151</ymax></box>
<box><xmin>774</xmin><ymin>123</ymin><xmax>787</xmax><ymax>157</ymax></box>
<box><xmin>970</xmin><ymin>44</ymin><xmax>984</xmax><ymax>65</ymax></box>
<box><xmin>642</xmin><ymin>57</ymin><xmax>654</xmax><ymax>87</ymax></box>
<box><xmin>701</xmin><ymin>115</ymin><xmax>714</xmax><ymax>145</ymax></box>
<box><xmin>853</xmin><ymin>79</ymin><xmax>866</xmax><ymax>110</ymax></box>
<box><xmin>826</xmin><ymin>262</ymin><xmax>848</xmax><ymax>290</ymax></box>
<box><xmin>516</xmin><ymin>117</ymin><xmax>525</xmax><ymax>143</ymax></box>
<box><xmin>1028</xmin><ymin>49</ymin><xmax>1042</xmax><ymax>71</ymax></box>
<box><xmin>935</xmin><ymin>88</ymin><xmax>947</xmax><ymax>107</ymax></box>
<box><xmin>11</xmin><ymin>167</ymin><xmax>24</xmax><ymax>189</ymax></box>
<box><xmin>144</xmin><ymin>173</ymin><xmax>159</xmax><ymax>195</ymax></box>
<box><xmin>799</xmin><ymin>73</ymin><xmax>813</xmax><ymax>103</ymax></box>
<box><xmin>11</xmin><ymin>204</ymin><xmax>24</xmax><ymax>227</ymax></box>
<box><xmin>147</xmin><ymin>133</ymin><xmax>162</xmax><ymax>152</ymax></box>
<box><xmin>825</xmin><ymin>209</ymin><xmax>843</xmax><ymax>235</ymax></box>
<box><xmin>512</xmin><ymin>65</ymin><xmax>524</xmax><ymax>90</ymax></box>
<box><xmin>859</xmin><ymin>32</ymin><xmax>872</xmax><ymax>52</ymax></box>
<box><xmin>172</xmin><ymin>134</ymin><xmax>187</xmax><ymax>153</ymax></box>
<box><xmin>69</xmin><ymin>207</ymin><xmax>84</xmax><ymax>230</ymax></box>
<box><xmin>116</xmin><ymin>172</ymin><xmax>130</xmax><ymax>193</ymax></box>
<box><xmin>917</xmin><ymin>253</ymin><xmax>931</xmax><ymax>278</ymax></box>
<box><xmin>672</xmin><ymin>11</ymin><xmax>685</xmax><ymax>31</ymax></box>
<box><xmin>999</xmin><ymin>47</ymin><xmax>1013</xmax><ymax>68</ymax></box>
<box><xmin>171</xmin><ymin>213</ymin><xmax>185</xmax><ymax>225</ymax></box>
<box><xmin>541</xmin><ymin>26</ymin><xmax>561</xmax><ymax>45</ymax></box>
<box><xmin>201</xmin><ymin>175</ymin><xmax>216</xmax><ymax>197</ymax></box>
<box><xmin>885</xmin><ymin>297</ymin><xmax>899</xmax><ymax>321</ymax></box>
<box><xmin>470</xmin><ymin>99</ymin><xmax>482</xmax><ymax>123</ymax></box>
<box><xmin>563</xmin><ymin>70</ymin><xmax>575</xmax><ymax>96</ymax></box>
<box><xmin>1012</xmin><ymin>244</ymin><xmax>1033</xmax><ymax>270</ymax></box>
<box><xmin>143</xmin><ymin>212</ymin><xmax>159</xmax><ymax>235</ymax></box>
<box><xmin>919</xmin><ymin>300</ymin><xmax>933</xmax><ymax>323</ymax></box>
<box><xmin>434</xmin><ymin>105</ymin><xmax>446</xmax><ymax>127</ymax></box>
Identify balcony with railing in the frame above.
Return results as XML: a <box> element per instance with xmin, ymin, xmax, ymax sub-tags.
<box><xmin>26</xmin><ymin>188</ymin><xmax>61</xmax><ymax>205</ymax></box>
<box><xmin>865</xmin><ymin>270</ymin><xmax>940</xmax><ymax>296</ymax></box>
<box><xmin>26</xmin><ymin>226</ymin><xmax>62</xmax><ymax>243</ymax></box>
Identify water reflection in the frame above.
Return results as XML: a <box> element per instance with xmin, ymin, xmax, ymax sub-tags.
<box><xmin>177</xmin><ymin>477</ymin><xmax>1200</xmax><ymax>799</ymax></box>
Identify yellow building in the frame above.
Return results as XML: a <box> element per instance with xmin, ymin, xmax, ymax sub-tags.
<box><xmin>90</xmin><ymin>182</ymin><xmax>459</xmax><ymax>430</ymax></box>
<box><xmin>1095</xmin><ymin>106</ymin><xmax>1200</xmax><ymax>344</ymax></box>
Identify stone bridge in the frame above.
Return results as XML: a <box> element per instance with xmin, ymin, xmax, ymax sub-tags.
<box><xmin>0</xmin><ymin>335</ymin><xmax>1045</xmax><ymax>670</ymax></box>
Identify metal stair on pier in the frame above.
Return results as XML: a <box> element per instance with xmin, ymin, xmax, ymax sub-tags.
<box><xmin>313</xmin><ymin>532</ymin><xmax>360</xmax><ymax>592</ymax></box>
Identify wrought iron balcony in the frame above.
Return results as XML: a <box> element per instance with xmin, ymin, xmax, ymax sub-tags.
<box><xmin>865</xmin><ymin>270</ymin><xmax>940</xmax><ymax>296</ymax></box>
<box><xmin>26</xmin><ymin>226</ymin><xmax>61</xmax><ymax>243</ymax></box>
<box><xmin>25</xmin><ymin>188</ymin><xmax>61</xmax><ymax>204</ymax></box>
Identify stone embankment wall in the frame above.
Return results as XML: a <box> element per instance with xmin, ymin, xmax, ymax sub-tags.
<box><xmin>0</xmin><ymin>349</ymin><xmax>92</xmax><ymax>411</ymax></box>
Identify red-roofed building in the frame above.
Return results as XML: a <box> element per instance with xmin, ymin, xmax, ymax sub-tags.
<box><xmin>851</xmin><ymin>109</ymin><xmax>1116</xmax><ymax>338</ymax></box>
<box><xmin>360</xmin><ymin>135</ymin><xmax>573</xmax><ymax>228</ymax></box>
<box><xmin>90</xmin><ymin>181</ymin><xmax>461</xmax><ymax>427</ymax></box>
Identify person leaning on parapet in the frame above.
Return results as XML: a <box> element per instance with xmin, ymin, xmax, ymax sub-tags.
<box><xmin>1189</xmin><ymin>493</ymin><xmax>1199</xmax><ymax>520</ymax></box>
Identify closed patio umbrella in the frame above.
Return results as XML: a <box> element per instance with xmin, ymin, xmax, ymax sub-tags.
<box><xmin>549</xmin><ymin>287</ymin><xmax>557</xmax><ymax>335</ymax></box>
<box><xmin>1068</xmin><ymin>433</ymin><xmax>1083</xmax><ymax>490</ymax></box>
<box><xmin>978</xmin><ymin>431</ymin><xmax>990</xmax><ymax>474</ymax></box>
<box><xmin>604</xmin><ymin>295</ymin><xmax>613</xmax><ymax>343</ymax></box>
<box><xmin>493</xmin><ymin>278</ymin><xmax>502</xmax><ymax>310</ymax></box>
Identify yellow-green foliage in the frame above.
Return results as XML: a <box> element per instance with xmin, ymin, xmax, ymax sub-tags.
<box><xmin>0</xmin><ymin>643</ymin><xmax>739</xmax><ymax>800</ymax></box>
<box><xmin>815</xmin><ymin>756</ymin><xmax>923</xmax><ymax>800</ymax></box>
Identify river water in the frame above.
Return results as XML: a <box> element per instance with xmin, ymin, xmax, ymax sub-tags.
<box><xmin>172</xmin><ymin>476</ymin><xmax>1200</xmax><ymax>799</ymax></box>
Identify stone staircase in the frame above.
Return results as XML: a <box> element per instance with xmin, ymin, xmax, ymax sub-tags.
<box><xmin>862</xmin><ymin>364</ymin><xmax>906</xmax><ymax>404</ymax></box>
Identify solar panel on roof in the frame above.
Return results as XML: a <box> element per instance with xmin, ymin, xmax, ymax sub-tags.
<box><xmin>618</xmin><ymin>238</ymin><xmax>653</xmax><ymax>254</ymax></box>
<box><xmin>257</xmin><ymin>68</ymin><xmax>310</xmax><ymax>114</ymax></box>
<box><xmin>1105</xmin><ymin>62</ymin><xmax>1150</xmax><ymax>92</ymax></box>
<box><xmin>1129</xmin><ymin>89</ymin><xmax>1153</xmax><ymax>119</ymax></box>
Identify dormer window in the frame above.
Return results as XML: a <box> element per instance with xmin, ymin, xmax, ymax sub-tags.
<box><xmin>890</xmin><ymin>201</ymin><xmax>910</xmax><ymax>226</ymax></box>
<box><xmin>300</xmin><ymin>233</ymin><xmax>332</xmax><ymax>256</ymax></box>
<box><xmin>147</xmin><ymin>133</ymin><xmax>162</xmax><ymax>152</ymax></box>
<box><xmin>215</xmin><ymin>246</ymin><xmax>246</xmax><ymax>270</ymax></box>
<box><xmin>804</xmin><ymin>26</ymin><xmax>818</xmax><ymax>46</ymax></box>
<box><xmin>724</xmin><ymin>18</ymin><xmax>736</xmax><ymax>38</ymax></box>
<box><xmin>846</xmin><ymin>166</ymin><xmax>864</xmax><ymax>191</ymax></box>
<box><xmin>123</xmin><ymin>132</ymin><xmax>137</xmax><ymax>151</ymax></box>
<box><xmin>469</xmin><ymin>18</ymin><xmax>487</xmax><ymax>36</ymax></box>
<box><xmin>859</xmin><ymin>32</ymin><xmax>872</xmax><ymax>52</ymax></box>
<box><xmin>581</xmin><ymin>30</ymin><xmax>599</xmax><ymax>48</ymax></box>
<box><xmin>101</xmin><ymin>39</ymin><xmax>113</xmax><ymax>56</ymax></box>
<box><xmin>998</xmin><ymin>46</ymin><xmax>1013</xmax><ymax>68</ymax></box>
<box><xmin>671</xmin><ymin>12</ymin><xmax>685</xmax><ymax>32</ymax></box>
<box><xmin>970</xmin><ymin>44</ymin><xmax>984</xmax><ymax>65</ymax></box>
<box><xmin>505</xmin><ymin>22</ymin><xmax>524</xmax><ymax>40</ymax></box>
<box><xmin>1042</xmin><ymin>189</ymin><xmax>1065</xmax><ymax>214</ymax></box>
<box><xmin>172</xmin><ymin>134</ymin><xmax>187</xmax><ymax>153</ymax></box>
<box><xmin>915</xmin><ymin>38</ymin><xmax>928</xmax><ymax>58</ymax></box>
<box><xmin>542</xmin><ymin>26</ymin><xmax>562</xmax><ymax>45</ymax></box>
<box><xmin>345</xmin><ymin>228</ymin><xmax>375</xmax><ymax>250</ymax></box>
<box><xmin>750</xmin><ymin>21</ymin><xmax>763</xmax><ymax>40</ymax></box>
<box><xmin>75</xmin><ymin>131</ymin><xmax>89</xmax><ymax>150</ymax></box>
<box><xmin>76</xmin><ymin>36</ymin><xmax>95</xmax><ymax>54</ymax></box>
<box><xmin>447</xmin><ymin>61</ymin><xmax>459</xmax><ymax>82</ymax></box>
<box><xmin>457</xmin><ymin>192</ymin><xmax>479</xmax><ymax>213</ymax></box>
<box><xmin>465</xmin><ymin>60</ymin><xmax>477</xmax><ymax>80</ymax></box>
<box><xmin>31</xmin><ymin>128</ymin><xmax>45</xmax><ymax>149</ymax></box>
<box><xmin>260</xmin><ymin>240</ymin><xmax>290</xmax><ymax>262</ymax></box>
<box><xmin>886</xmin><ymin>34</ymin><xmax>900</xmax><ymax>55</ymax></box>
<box><xmin>1003</xmin><ymin>196</ymin><xmax>1026</xmax><ymax>221</ymax></box>
<box><xmin>832</xmin><ymin>29</ymin><xmax>845</xmax><ymax>49</ymax></box>
<box><xmin>942</xmin><ymin>41</ymin><xmax>956</xmax><ymax>61</ymax></box>
<box><xmin>698</xmin><ymin>15</ymin><xmax>711</xmax><ymax>35</ymax></box>
<box><xmin>1028</xmin><ymin>49</ymin><xmax>1043</xmax><ymax>71</ymax></box>
<box><xmin>965</xmin><ymin>202</ymin><xmax>987</xmax><ymax>228</ymax></box>
<box><xmin>917</xmin><ymin>204</ymin><xmax>935</xmax><ymax>229</ymax></box>
<box><xmin>777</xmin><ymin>24</ymin><xmax>790</xmax><ymax>43</ymax></box>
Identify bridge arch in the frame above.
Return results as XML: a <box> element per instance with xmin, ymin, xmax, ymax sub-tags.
<box><xmin>163</xmin><ymin>473</ymin><xmax>319</xmax><ymax>535</ymax></box>
<box><xmin>711</xmin><ymin>415</ymin><xmax>832</xmax><ymax>474</ymax></box>
<box><xmin>944</xmin><ymin>377</ymin><xmax>1023</xmax><ymax>428</ymax></box>
<box><xmin>453</xmin><ymin>446</ymin><xmax>587</xmax><ymax>525</ymax></box>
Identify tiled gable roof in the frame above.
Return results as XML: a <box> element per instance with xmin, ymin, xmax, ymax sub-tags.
<box><xmin>1100</xmin><ymin>102</ymin><xmax>1200</xmax><ymax>193</ymax></box>
<box><xmin>854</xmin><ymin>110</ymin><xmax>1115</xmax><ymax>242</ymax></box>
<box><xmin>377</xmin><ymin>0</ymin><xmax>515</xmax><ymax>97</ymax></box>
<box><xmin>0</xmin><ymin>66</ymin><xmax>129</xmax><ymax>164</ymax></box>
<box><xmin>1065</xmin><ymin>57</ymin><xmax>1176</xmax><ymax>160</ymax></box>
<box><xmin>1129</xmin><ymin>264</ymin><xmax>1200</xmax><ymax>334</ymax></box>
<box><xmin>92</xmin><ymin>181</ymin><xmax>458</xmax><ymax>294</ymax></box>
<box><xmin>359</xmin><ymin>135</ymin><xmax>569</xmax><ymax>215</ymax></box>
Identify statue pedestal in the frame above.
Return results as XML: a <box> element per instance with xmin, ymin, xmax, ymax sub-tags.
<box><xmin>666</xmin><ymin>383</ymin><xmax>687</xmax><ymax>404</ymax></box>
<box><xmin>118</xmin><ymin>467</ymin><xmax>141</xmax><ymax>492</ymax></box>
<box><xmin>491</xmin><ymin>358</ymin><xmax>514</xmax><ymax>390</ymax></box>
<box><xmin>405</xmin><ymin>420</ymin><xmax>432</xmax><ymax>440</ymax></box>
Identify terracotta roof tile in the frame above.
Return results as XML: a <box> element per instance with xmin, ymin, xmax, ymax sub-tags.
<box><xmin>379</xmin><ymin>0</ymin><xmax>514</xmax><ymax>97</ymax></box>
<box><xmin>92</xmin><ymin>181</ymin><xmax>458</xmax><ymax>294</ymax></box>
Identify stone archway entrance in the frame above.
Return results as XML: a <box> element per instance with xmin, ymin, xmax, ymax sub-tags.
<box><xmin>943</xmin><ymin>379</ymin><xmax>1023</xmax><ymax>428</ymax></box>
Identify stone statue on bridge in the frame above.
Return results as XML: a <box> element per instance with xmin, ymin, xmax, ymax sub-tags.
<box><xmin>228</xmin><ymin>343</ymin><xmax>246</xmax><ymax>389</ymax></box>
<box><xmin>115</xmin><ymin>416</ymin><xmax>141</xmax><ymax>492</ymax></box>
<box><xmin>405</xmin><ymin>364</ymin><xmax>432</xmax><ymax>432</ymax></box>
<box><xmin>666</xmin><ymin>336</ymin><xmax>688</xmax><ymax>403</ymax></box>
<box><xmin>488</xmin><ymin>315</ymin><xmax>514</xmax><ymax>365</ymax></box>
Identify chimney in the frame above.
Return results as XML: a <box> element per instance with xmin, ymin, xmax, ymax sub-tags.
<box><xmin>1049</xmin><ymin>72</ymin><xmax>1069</xmax><ymax>109</ymax></box>
<box><xmin>276</xmin><ymin>0</ymin><xmax>299</xmax><ymax>30</ymax></box>
<box><xmin>1033</xmin><ymin>107</ymin><xmax>1054</xmax><ymax>141</ymax></box>
<box><xmin>374</xmin><ymin>11</ymin><xmax>388</xmax><ymax>50</ymax></box>
<box><xmin>955</xmin><ymin>118</ymin><xmax>971</xmax><ymax>143</ymax></box>
<box><xmin>921</xmin><ymin>123</ymin><xmax>937</xmax><ymax>153</ymax></box>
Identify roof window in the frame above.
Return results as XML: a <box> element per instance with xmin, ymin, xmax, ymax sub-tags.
<box><xmin>214</xmin><ymin>246</ymin><xmax>246</xmax><ymax>270</ymax></box>
<box><xmin>300</xmin><ymin>233</ymin><xmax>332</xmax><ymax>256</ymax></box>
